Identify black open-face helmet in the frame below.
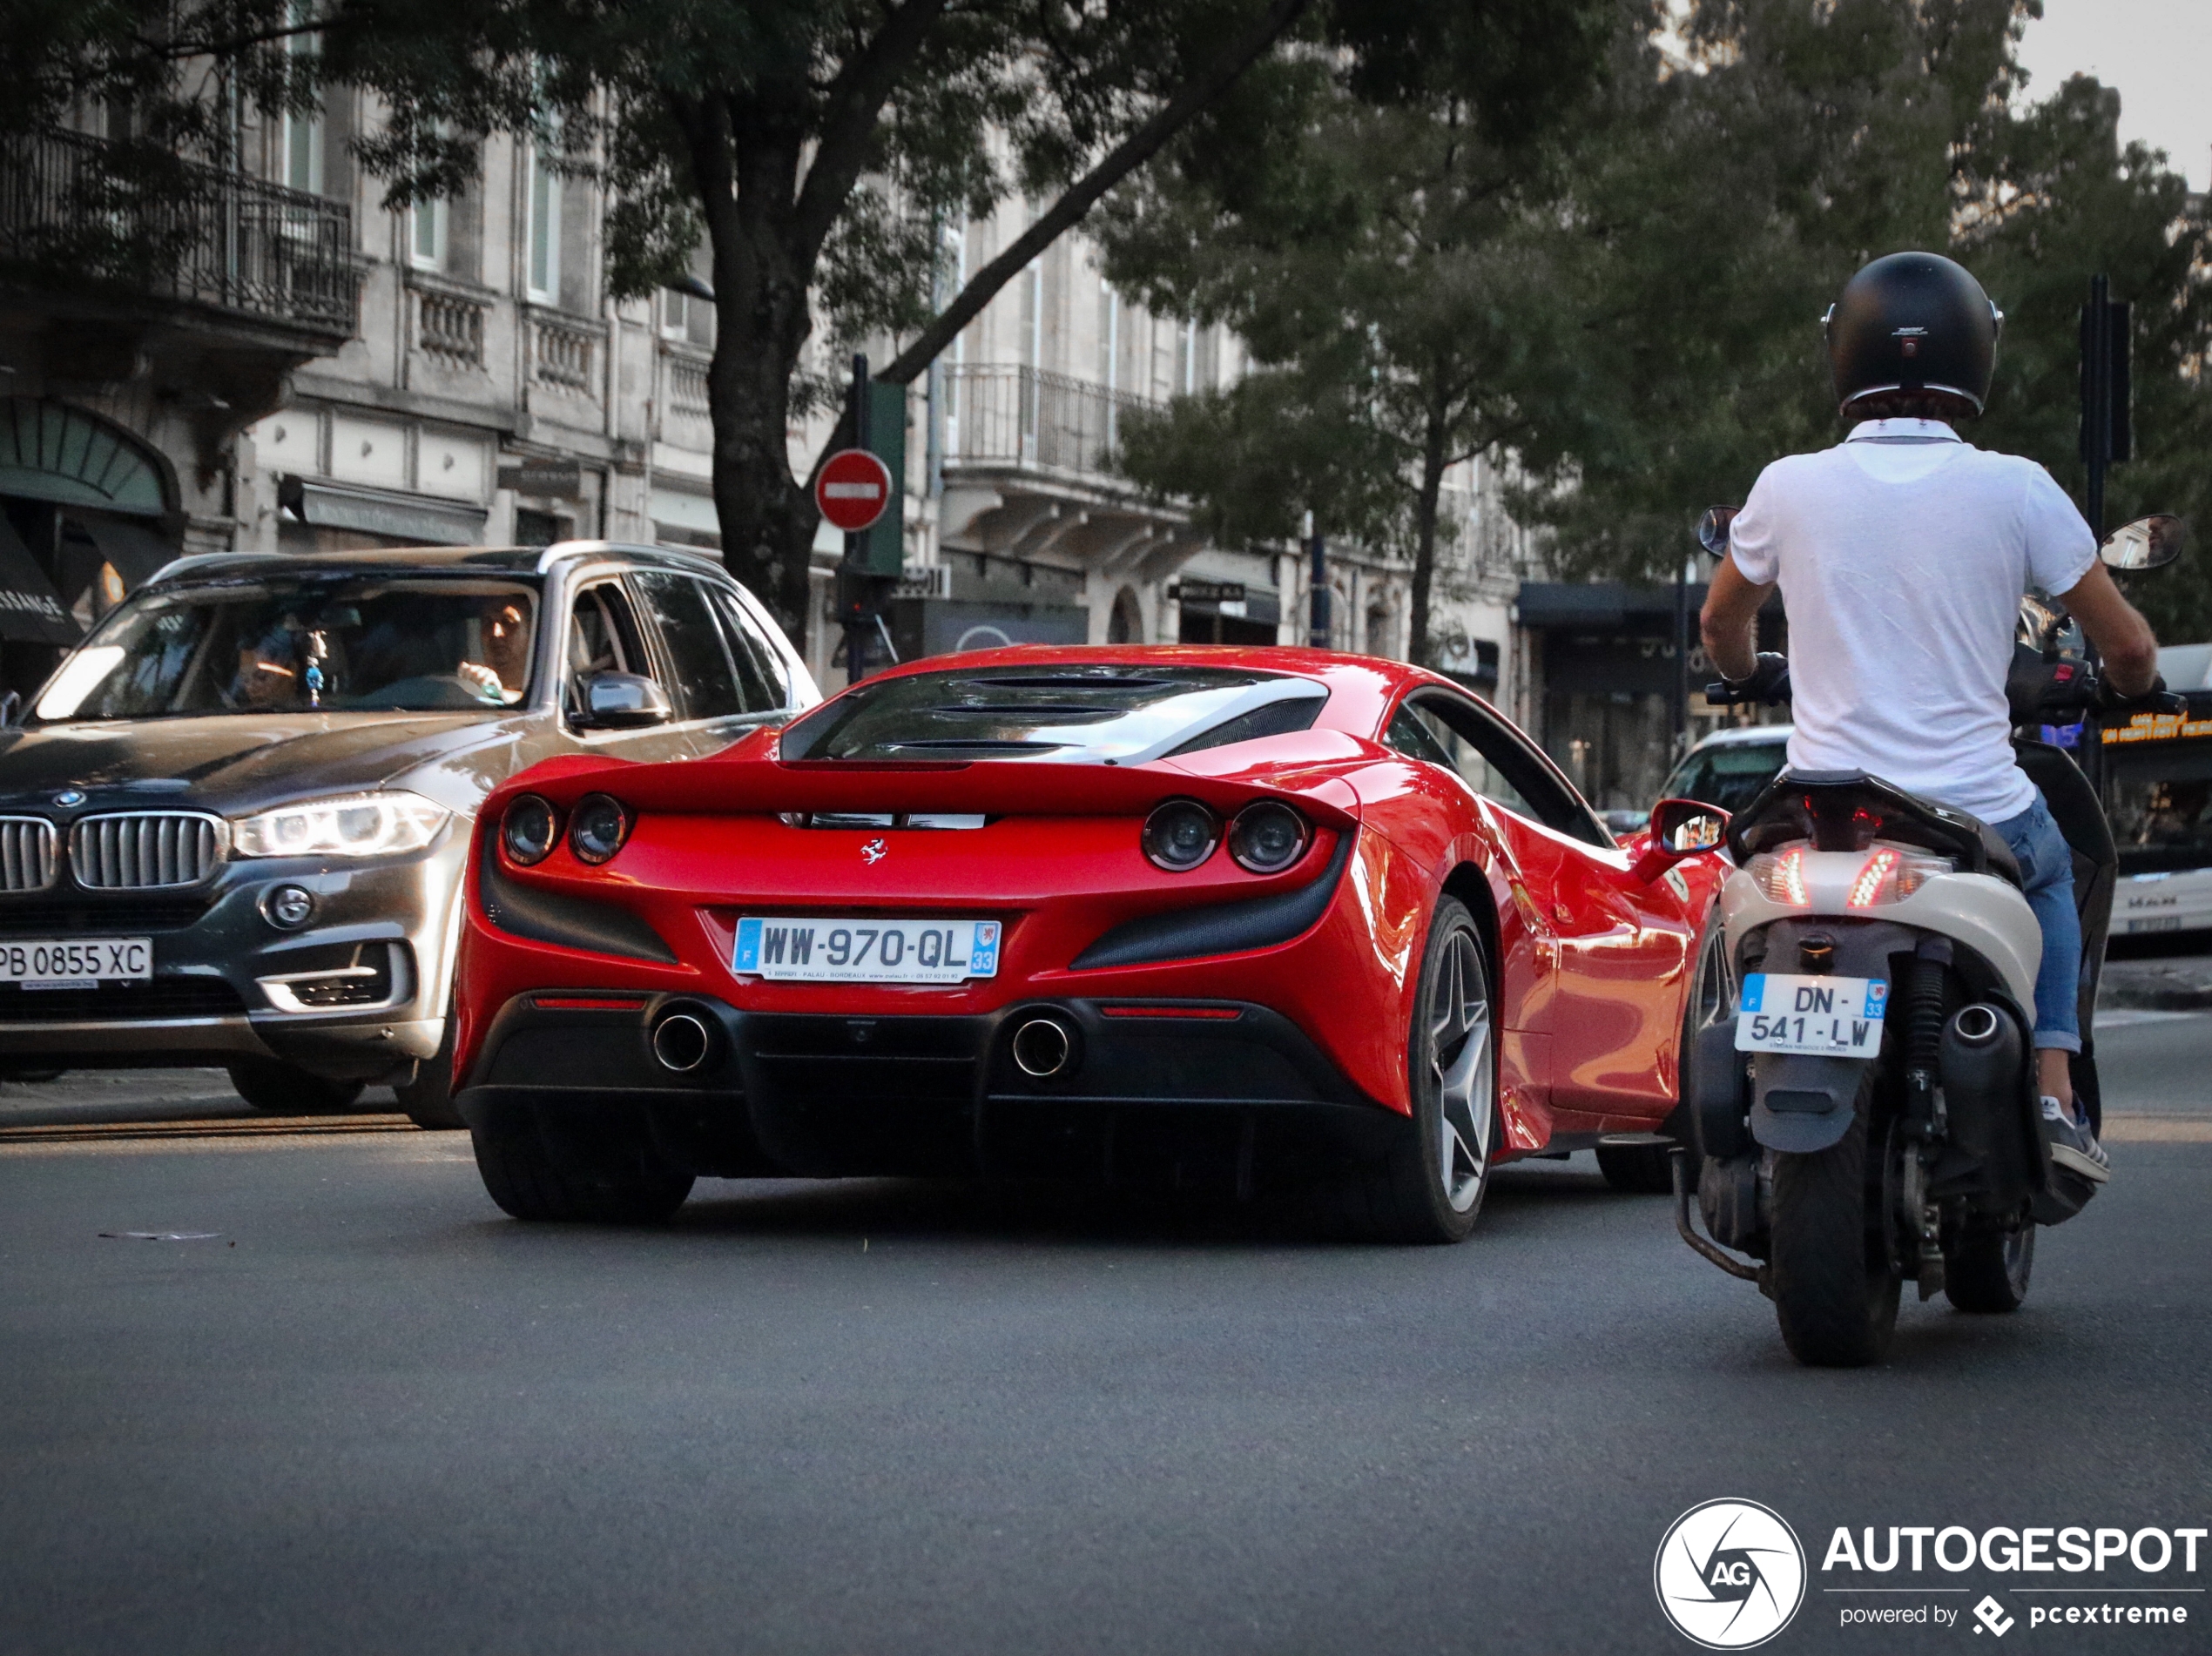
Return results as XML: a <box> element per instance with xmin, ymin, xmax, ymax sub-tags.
<box><xmin>1823</xmin><ymin>251</ymin><xmax>2002</xmax><ymax>416</ymax></box>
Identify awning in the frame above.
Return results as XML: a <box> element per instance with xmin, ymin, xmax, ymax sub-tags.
<box><xmin>280</xmin><ymin>475</ymin><xmax>489</xmax><ymax>545</ymax></box>
<box><xmin>71</xmin><ymin>513</ymin><xmax>179</xmax><ymax>591</ymax></box>
<box><xmin>0</xmin><ymin>512</ymin><xmax>81</xmax><ymax>644</ymax></box>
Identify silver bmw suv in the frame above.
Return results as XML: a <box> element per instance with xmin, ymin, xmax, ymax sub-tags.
<box><xmin>0</xmin><ymin>542</ymin><xmax>815</xmax><ymax>1125</ymax></box>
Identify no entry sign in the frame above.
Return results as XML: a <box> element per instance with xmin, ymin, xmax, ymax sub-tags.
<box><xmin>815</xmin><ymin>448</ymin><xmax>894</xmax><ymax>534</ymax></box>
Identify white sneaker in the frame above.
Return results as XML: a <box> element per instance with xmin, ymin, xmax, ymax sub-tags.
<box><xmin>2041</xmin><ymin>1097</ymin><xmax>2111</xmax><ymax>1183</ymax></box>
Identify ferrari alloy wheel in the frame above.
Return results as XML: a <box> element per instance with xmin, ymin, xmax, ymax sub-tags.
<box><xmin>1428</xmin><ymin>921</ymin><xmax>1495</xmax><ymax>1216</ymax></box>
<box><xmin>1326</xmin><ymin>897</ymin><xmax>1497</xmax><ymax>1243</ymax></box>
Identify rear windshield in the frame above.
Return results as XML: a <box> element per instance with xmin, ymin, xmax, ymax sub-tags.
<box><xmin>779</xmin><ymin>664</ymin><xmax>1325</xmax><ymax>764</ymax></box>
<box><xmin>1664</xmin><ymin>737</ymin><xmax>1789</xmax><ymax>812</ymax></box>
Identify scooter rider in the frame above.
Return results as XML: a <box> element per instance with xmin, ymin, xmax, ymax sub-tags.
<box><xmin>1701</xmin><ymin>251</ymin><xmax>2161</xmax><ymax>1184</ymax></box>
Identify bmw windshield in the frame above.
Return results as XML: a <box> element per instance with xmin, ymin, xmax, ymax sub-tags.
<box><xmin>32</xmin><ymin>576</ymin><xmax>540</xmax><ymax>722</ymax></box>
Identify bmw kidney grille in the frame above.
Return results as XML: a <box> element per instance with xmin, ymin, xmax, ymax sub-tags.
<box><xmin>68</xmin><ymin>812</ymin><xmax>225</xmax><ymax>889</ymax></box>
<box><xmin>0</xmin><ymin>818</ymin><xmax>57</xmax><ymax>892</ymax></box>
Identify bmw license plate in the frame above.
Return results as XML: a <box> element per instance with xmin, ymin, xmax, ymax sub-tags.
<box><xmin>733</xmin><ymin>917</ymin><xmax>1000</xmax><ymax>984</ymax></box>
<box><xmin>0</xmin><ymin>937</ymin><xmax>153</xmax><ymax>989</ymax></box>
<box><xmin>1735</xmin><ymin>973</ymin><xmax>1888</xmax><ymax>1057</ymax></box>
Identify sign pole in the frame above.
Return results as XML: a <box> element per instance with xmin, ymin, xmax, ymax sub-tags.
<box><xmin>845</xmin><ymin>353</ymin><xmax>870</xmax><ymax>687</ymax></box>
<box><xmin>1305</xmin><ymin>509</ymin><xmax>1329</xmax><ymax>649</ymax></box>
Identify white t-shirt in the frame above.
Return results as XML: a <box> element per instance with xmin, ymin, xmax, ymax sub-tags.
<box><xmin>1728</xmin><ymin>418</ymin><xmax>2096</xmax><ymax>825</ymax></box>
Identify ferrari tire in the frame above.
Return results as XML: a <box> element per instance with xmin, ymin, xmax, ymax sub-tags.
<box><xmin>1327</xmin><ymin>898</ymin><xmax>1498</xmax><ymax>1244</ymax></box>
<box><xmin>1768</xmin><ymin>1087</ymin><xmax>1900</xmax><ymax>1367</ymax></box>
<box><xmin>395</xmin><ymin>1017</ymin><xmax>465</xmax><ymax>1130</ymax></box>
<box><xmin>227</xmin><ymin>1059</ymin><xmax>365</xmax><ymax>1115</ymax></box>
<box><xmin>1595</xmin><ymin>1142</ymin><xmax>1675</xmax><ymax>1193</ymax></box>
<box><xmin>1942</xmin><ymin>1222</ymin><xmax>2034</xmax><ymax>1314</ymax></box>
<box><xmin>470</xmin><ymin>1103</ymin><xmax>693</xmax><ymax>1223</ymax></box>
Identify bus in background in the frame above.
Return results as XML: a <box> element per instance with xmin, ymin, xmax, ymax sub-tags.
<box><xmin>2104</xmin><ymin>643</ymin><xmax>2212</xmax><ymax>943</ymax></box>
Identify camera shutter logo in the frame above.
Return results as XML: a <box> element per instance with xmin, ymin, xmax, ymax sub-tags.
<box><xmin>1655</xmin><ymin>1499</ymin><xmax>1806</xmax><ymax>1649</ymax></box>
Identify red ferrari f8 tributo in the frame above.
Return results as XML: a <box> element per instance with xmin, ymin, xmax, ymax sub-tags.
<box><xmin>453</xmin><ymin>647</ymin><xmax>1730</xmax><ymax>1240</ymax></box>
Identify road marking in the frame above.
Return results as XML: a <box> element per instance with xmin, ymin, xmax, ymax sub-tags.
<box><xmin>2097</xmin><ymin>1008</ymin><xmax>2208</xmax><ymax>1027</ymax></box>
<box><xmin>2101</xmin><ymin>1113</ymin><xmax>2212</xmax><ymax>1142</ymax></box>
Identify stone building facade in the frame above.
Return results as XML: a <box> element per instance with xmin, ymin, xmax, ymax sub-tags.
<box><xmin>0</xmin><ymin>89</ymin><xmax>1530</xmax><ymax>704</ymax></box>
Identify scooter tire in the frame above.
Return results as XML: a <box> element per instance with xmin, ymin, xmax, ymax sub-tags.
<box><xmin>1769</xmin><ymin>1096</ymin><xmax>1900</xmax><ymax>1367</ymax></box>
<box><xmin>1942</xmin><ymin>1223</ymin><xmax>2034</xmax><ymax>1314</ymax></box>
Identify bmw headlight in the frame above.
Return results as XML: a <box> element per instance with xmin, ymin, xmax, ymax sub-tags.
<box><xmin>233</xmin><ymin>791</ymin><xmax>449</xmax><ymax>859</ymax></box>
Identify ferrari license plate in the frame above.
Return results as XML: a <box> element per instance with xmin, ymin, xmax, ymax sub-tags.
<box><xmin>0</xmin><ymin>936</ymin><xmax>153</xmax><ymax>988</ymax></box>
<box><xmin>733</xmin><ymin>917</ymin><xmax>1001</xmax><ymax>984</ymax></box>
<box><xmin>1736</xmin><ymin>973</ymin><xmax>1889</xmax><ymax>1057</ymax></box>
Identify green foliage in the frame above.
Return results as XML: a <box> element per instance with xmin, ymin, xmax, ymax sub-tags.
<box><xmin>1111</xmin><ymin>0</ymin><xmax>2212</xmax><ymax>646</ymax></box>
<box><xmin>1100</xmin><ymin>3</ymin><xmax>1628</xmax><ymax>662</ymax></box>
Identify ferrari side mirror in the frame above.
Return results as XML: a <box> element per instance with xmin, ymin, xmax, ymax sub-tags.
<box><xmin>1632</xmin><ymin>797</ymin><xmax>1730</xmax><ymax>884</ymax></box>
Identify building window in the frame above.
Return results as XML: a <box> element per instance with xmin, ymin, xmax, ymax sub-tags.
<box><xmin>526</xmin><ymin>141</ymin><xmax>561</xmax><ymax>302</ymax></box>
<box><xmin>411</xmin><ymin>197</ymin><xmax>447</xmax><ymax>270</ymax></box>
<box><xmin>280</xmin><ymin>3</ymin><xmax>322</xmax><ymax>194</ymax></box>
<box><xmin>660</xmin><ymin>286</ymin><xmax>713</xmax><ymax>347</ymax></box>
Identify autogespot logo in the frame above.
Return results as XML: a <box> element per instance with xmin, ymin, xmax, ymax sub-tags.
<box><xmin>1656</xmin><ymin>1499</ymin><xmax>1809</xmax><ymax>1649</ymax></box>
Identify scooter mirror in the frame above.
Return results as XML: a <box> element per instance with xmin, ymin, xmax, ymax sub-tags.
<box><xmin>1696</xmin><ymin>506</ymin><xmax>1739</xmax><ymax>558</ymax></box>
<box><xmin>2099</xmin><ymin>515</ymin><xmax>2186</xmax><ymax>571</ymax></box>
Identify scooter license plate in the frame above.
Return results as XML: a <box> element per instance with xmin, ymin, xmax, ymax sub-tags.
<box><xmin>1735</xmin><ymin>973</ymin><xmax>1889</xmax><ymax>1057</ymax></box>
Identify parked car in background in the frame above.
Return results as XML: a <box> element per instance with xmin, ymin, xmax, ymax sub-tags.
<box><xmin>0</xmin><ymin>542</ymin><xmax>815</xmax><ymax>1127</ymax></box>
<box><xmin>1661</xmin><ymin>722</ymin><xmax>1792</xmax><ymax>815</ymax></box>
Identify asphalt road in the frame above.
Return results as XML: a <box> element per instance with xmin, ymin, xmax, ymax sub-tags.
<box><xmin>1</xmin><ymin>1019</ymin><xmax>2207</xmax><ymax>1656</ymax></box>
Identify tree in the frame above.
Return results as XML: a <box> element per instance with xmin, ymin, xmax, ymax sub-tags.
<box><xmin>1099</xmin><ymin>3</ymin><xmax>1624</xmax><ymax>664</ymax></box>
<box><xmin>301</xmin><ymin>0</ymin><xmax>1340</xmax><ymax>636</ymax></box>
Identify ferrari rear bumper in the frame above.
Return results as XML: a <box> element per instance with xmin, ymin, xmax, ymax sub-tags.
<box><xmin>456</xmin><ymin>991</ymin><xmax>1395</xmax><ymax>1183</ymax></box>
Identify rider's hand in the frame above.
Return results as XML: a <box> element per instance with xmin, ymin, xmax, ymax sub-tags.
<box><xmin>1719</xmin><ymin>652</ymin><xmax>1791</xmax><ymax>705</ymax></box>
<box><xmin>2094</xmin><ymin>670</ymin><xmax>2175</xmax><ymax>713</ymax></box>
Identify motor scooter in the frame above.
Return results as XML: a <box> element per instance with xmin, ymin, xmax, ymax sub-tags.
<box><xmin>1639</xmin><ymin>511</ymin><xmax>2187</xmax><ymax>1365</ymax></box>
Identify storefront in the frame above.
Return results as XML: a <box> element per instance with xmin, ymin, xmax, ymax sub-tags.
<box><xmin>0</xmin><ymin>399</ymin><xmax>185</xmax><ymax>699</ymax></box>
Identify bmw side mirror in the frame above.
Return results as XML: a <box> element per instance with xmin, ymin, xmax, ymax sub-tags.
<box><xmin>1696</xmin><ymin>506</ymin><xmax>1739</xmax><ymax>559</ymax></box>
<box><xmin>2099</xmin><ymin>515</ymin><xmax>2185</xmax><ymax>571</ymax></box>
<box><xmin>1632</xmin><ymin>798</ymin><xmax>1730</xmax><ymax>884</ymax></box>
<box><xmin>577</xmin><ymin>671</ymin><xmax>672</xmax><ymax>729</ymax></box>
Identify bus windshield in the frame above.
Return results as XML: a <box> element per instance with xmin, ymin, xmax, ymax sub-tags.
<box><xmin>2107</xmin><ymin>743</ymin><xmax>2212</xmax><ymax>876</ymax></box>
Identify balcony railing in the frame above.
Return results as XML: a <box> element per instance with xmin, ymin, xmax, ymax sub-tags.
<box><xmin>942</xmin><ymin>363</ymin><xmax>1158</xmax><ymax>481</ymax></box>
<box><xmin>0</xmin><ymin>127</ymin><xmax>358</xmax><ymax>340</ymax></box>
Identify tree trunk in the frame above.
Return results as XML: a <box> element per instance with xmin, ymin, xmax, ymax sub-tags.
<box><xmin>1406</xmin><ymin>404</ymin><xmax>1449</xmax><ymax>668</ymax></box>
<box><xmin>689</xmin><ymin>104</ymin><xmax>819</xmax><ymax>640</ymax></box>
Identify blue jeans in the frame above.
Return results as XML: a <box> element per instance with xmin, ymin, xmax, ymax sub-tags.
<box><xmin>1990</xmin><ymin>795</ymin><xmax>2083</xmax><ymax>1054</ymax></box>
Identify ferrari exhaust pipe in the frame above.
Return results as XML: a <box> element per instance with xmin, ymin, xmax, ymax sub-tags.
<box><xmin>651</xmin><ymin>1010</ymin><xmax>715</xmax><ymax>1074</ymax></box>
<box><xmin>1011</xmin><ymin>1016</ymin><xmax>1075</xmax><ymax>1079</ymax></box>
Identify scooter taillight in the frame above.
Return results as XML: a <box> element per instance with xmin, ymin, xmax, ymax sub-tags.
<box><xmin>1846</xmin><ymin>848</ymin><xmax>1901</xmax><ymax>908</ymax></box>
<box><xmin>1748</xmin><ymin>845</ymin><xmax>1811</xmax><ymax>905</ymax></box>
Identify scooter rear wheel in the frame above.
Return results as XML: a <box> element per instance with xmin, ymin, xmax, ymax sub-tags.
<box><xmin>1768</xmin><ymin>1087</ymin><xmax>1901</xmax><ymax>1367</ymax></box>
<box><xmin>1943</xmin><ymin>1223</ymin><xmax>2034</xmax><ymax>1313</ymax></box>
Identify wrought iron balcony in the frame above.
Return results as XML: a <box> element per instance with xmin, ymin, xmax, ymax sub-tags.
<box><xmin>0</xmin><ymin>127</ymin><xmax>359</xmax><ymax>341</ymax></box>
<box><xmin>942</xmin><ymin>363</ymin><xmax>1158</xmax><ymax>481</ymax></box>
